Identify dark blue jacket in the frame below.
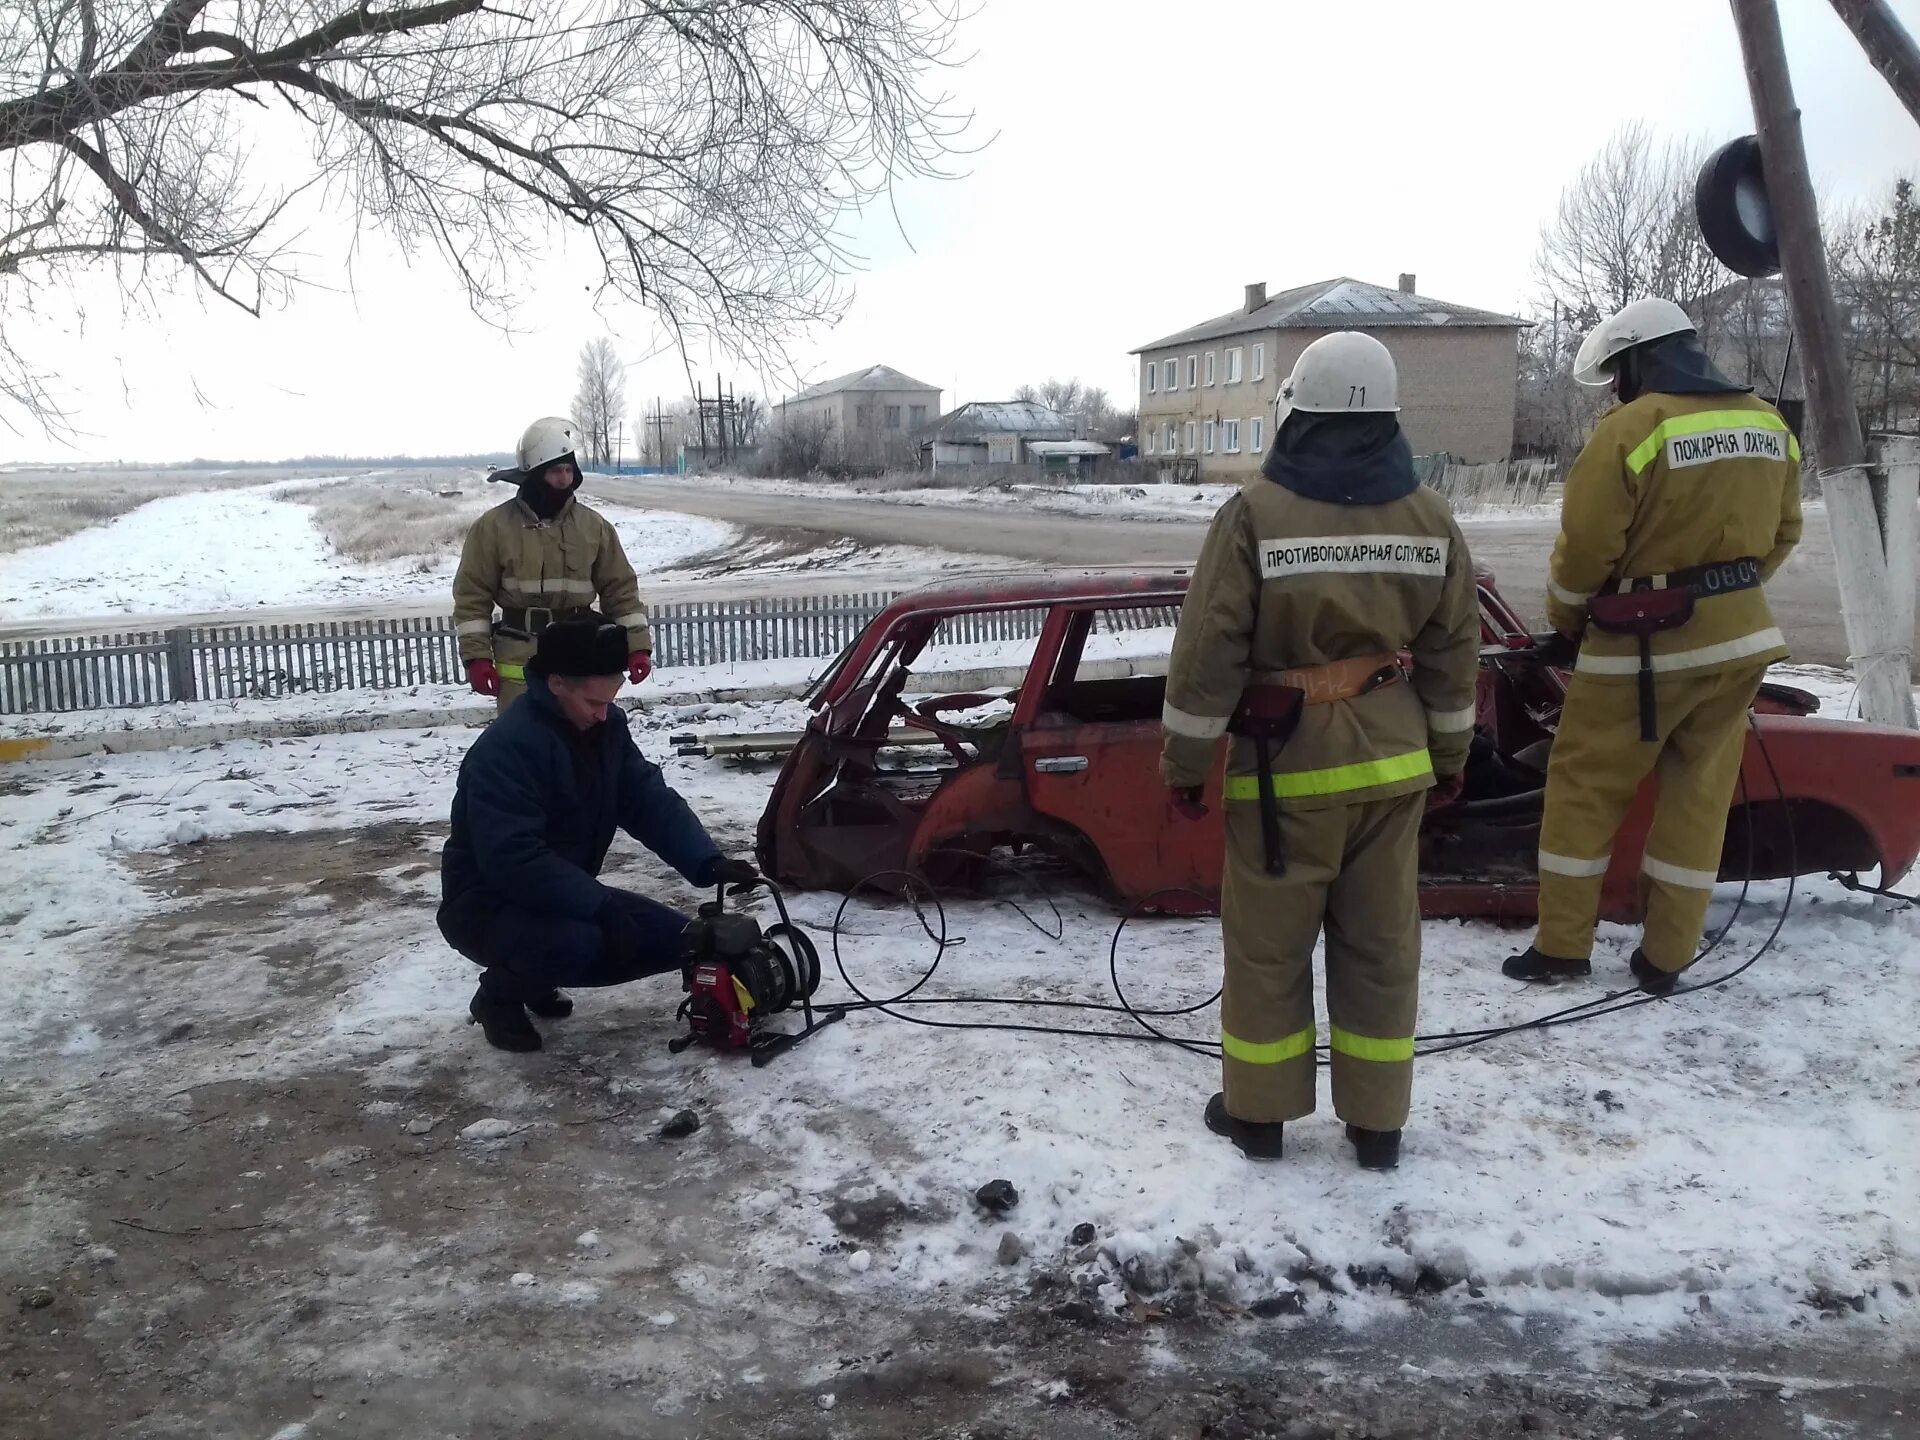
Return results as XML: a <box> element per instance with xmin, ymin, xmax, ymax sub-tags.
<box><xmin>440</xmin><ymin>674</ymin><xmax>721</xmax><ymax>920</ymax></box>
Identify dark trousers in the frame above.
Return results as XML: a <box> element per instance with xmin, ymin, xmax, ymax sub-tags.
<box><xmin>438</xmin><ymin>887</ymin><xmax>691</xmax><ymax>1005</ymax></box>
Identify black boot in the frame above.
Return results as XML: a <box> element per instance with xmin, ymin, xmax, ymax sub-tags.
<box><xmin>1204</xmin><ymin>1093</ymin><xmax>1286</xmax><ymax>1160</ymax></box>
<box><xmin>1630</xmin><ymin>948</ymin><xmax>1686</xmax><ymax>997</ymax></box>
<box><xmin>524</xmin><ymin>989</ymin><xmax>574</xmax><ymax>1019</ymax></box>
<box><xmin>1345</xmin><ymin>1123</ymin><xmax>1402</xmax><ymax>1171</ymax></box>
<box><xmin>1501</xmin><ymin>945</ymin><xmax>1592</xmax><ymax>983</ymax></box>
<box><xmin>468</xmin><ymin>990</ymin><xmax>542</xmax><ymax>1052</ymax></box>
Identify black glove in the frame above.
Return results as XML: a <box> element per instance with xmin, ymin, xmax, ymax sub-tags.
<box><xmin>1525</xmin><ymin>631</ymin><xmax>1580</xmax><ymax>668</ymax></box>
<box><xmin>705</xmin><ymin>856</ymin><xmax>760</xmax><ymax>888</ymax></box>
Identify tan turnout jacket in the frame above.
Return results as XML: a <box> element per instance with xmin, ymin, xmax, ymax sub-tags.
<box><xmin>452</xmin><ymin>493</ymin><xmax>652</xmax><ymax>671</ymax></box>
<box><xmin>1161</xmin><ymin>480</ymin><xmax>1481</xmax><ymax>810</ymax></box>
<box><xmin>1545</xmin><ymin>391</ymin><xmax>1802</xmax><ymax>678</ymax></box>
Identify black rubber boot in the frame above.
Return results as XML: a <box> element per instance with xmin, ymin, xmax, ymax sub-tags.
<box><xmin>1630</xmin><ymin>948</ymin><xmax>1686</xmax><ymax>997</ymax></box>
<box><xmin>1501</xmin><ymin>945</ymin><xmax>1592</xmax><ymax>983</ymax></box>
<box><xmin>1204</xmin><ymin>1092</ymin><xmax>1286</xmax><ymax>1160</ymax></box>
<box><xmin>1345</xmin><ymin>1123</ymin><xmax>1402</xmax><ymax>1171</ymax></box>
<box><xmin>524</xmin><ymin>989</ymin><xmax>574</xmax><ymax>1019</ymax></box>
<box><xmin>468</xmin><ymin>990</ymin><xmax>542</xmax><ymax>1052</ymax></box>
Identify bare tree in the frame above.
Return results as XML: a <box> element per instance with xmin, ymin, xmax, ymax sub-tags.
<box><xmin>0</xmin><ymin>0</ymin><xmax>968</xmax><ymax>435</ymax></box>
<box><xmin>1534</xmin><ymin>122</ymin><xmax>1730</xmax><ymax>337</ymax></box>
<box><xmin>572</xmin><ymin>338</ymin><xmax>624</xmax><ymax>467</ymax></box>
<box><xmin>731</xmin><ymin>392</ymin><xmax>766</xmax><ymax>448</ymax></box>
<box><xmin>1832</xmin><ymin>176</ymin><xmax>1920</xmax><ymax>433</ymax></box>
<box><xmin>757</xmin><ymin>409</ymin><xmax>837</xmax><ymax>476</ymax></box>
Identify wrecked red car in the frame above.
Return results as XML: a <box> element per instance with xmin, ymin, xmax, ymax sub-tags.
<box><xmin>754</xmin><ymin>570</ymin><xmax>1920</xmax><ymax>919</ymax></box>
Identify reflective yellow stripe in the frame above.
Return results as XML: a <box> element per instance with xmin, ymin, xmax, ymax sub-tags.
<box><xmin>1221</xmin><ymin>747</ymin><xmax>1433</xmax><ymax>801</ymax></box>
<box><xmin>1624</xmin><ymin>408</ymin><xmax>1801</xmax><ymax>474</ymax></box>
<box><xmin>1329</xmin><ymin>1026</ymin><xmax>1414</xmax><ymax>1063</ymax></box>
<box><xmin>1220</xmin><ymin>1026</ymin><xmax>1316</xmax><ymax>1065</ymax></box>
<box><xmin>497</xmin><ymin>663</ymin><xmax>526</xmax><ymax>681</ymax></box>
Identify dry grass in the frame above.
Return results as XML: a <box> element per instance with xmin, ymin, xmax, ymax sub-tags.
<box><xmin>0</xmin><ymin>470</ymin><xmax>271</xmax><ymax>554</ymax></box>
<box><xmin>282</xmin><ymin>471</ymin><xmax>492</xmax><ymax>570</ymax></box>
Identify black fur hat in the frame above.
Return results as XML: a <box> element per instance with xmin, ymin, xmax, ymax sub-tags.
<box><xmin>529</xmin><ymin>618</ymin><xmax>629</xmax><ymax>678</ymax></box>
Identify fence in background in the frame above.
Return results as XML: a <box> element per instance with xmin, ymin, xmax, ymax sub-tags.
<box><xmin>0</xmin><ymin>591</ymin><xmax>1183</xmax><ymax>716</ymax></box>
<box><xmin>1420</xmin><ymin>457</ymin><xmax>1559</xmax><ymax>515</ymax></box>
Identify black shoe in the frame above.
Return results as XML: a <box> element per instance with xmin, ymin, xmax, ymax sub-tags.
<box><xmin>1501</xmin><ymin>945</ymin><xmax>1592</xmax><ymax>983</ymax></box>
<box><xmin>468</xmin><ymin>991</ymin><xmax>542</xmax><ymax>1052</ymax></box>
<box><xmin>1345</xmin><ymin>1123</ymin><xmax>1402</xmax><ymax>1171</ymax></box>
<box><xmin>1630</xmin><ymin>948</ymin><xmax>1686</xmax><ymax>997</ymax></box>
<box><xmin>524</xmin><ymin>989</ymin><xmax>574</xmax><ymax>1019</ymax></box>
<box><xmin>1204</xmin><ymin>1092</ymin><xmax>1286</xmax><ymax>1160</ymax></box>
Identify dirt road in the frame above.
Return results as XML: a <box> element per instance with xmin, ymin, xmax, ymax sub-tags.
<box><xmin>5</xmin><ymin>476</ymin><xmax>1906</xmax><ymax>673</ymax></box>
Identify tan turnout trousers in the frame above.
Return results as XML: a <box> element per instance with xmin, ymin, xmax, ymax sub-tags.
<box><xmin>1536</xmin><ymin>663</ymin><xmax>1766</xmax><ymax>972</ymax></box>
<box><xmin>1220</xmin><ymin>792</ymin><xmax>1425</xmax><ymax>1130</ymax></box>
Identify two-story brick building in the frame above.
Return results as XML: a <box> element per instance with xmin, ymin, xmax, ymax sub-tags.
<box><xmin>777</xmin><ymin>364</ymin><xmax>941</xmax><ymax>466</ymax></box>
<box><xmin>1133</xmin><ymin>276</ymin><xmax>1525</xmax><ymax>477</ymax></box>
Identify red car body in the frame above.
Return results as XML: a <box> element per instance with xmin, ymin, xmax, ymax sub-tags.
<box><xmin>755</xmin><ymin>569</ymin><xmax>1920</xmax><ymax>918</ymax></box>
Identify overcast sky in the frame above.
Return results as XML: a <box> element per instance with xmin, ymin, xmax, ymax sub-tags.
<box><xmin>12</xmin><ymin>0</ymin><xmax>1920</xmax><ymax>464</ymax></box>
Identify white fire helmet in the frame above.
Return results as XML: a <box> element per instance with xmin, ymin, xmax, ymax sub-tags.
<box><xmin>1274</xmin><ymin>331</ymin><xmax>1401</xmax><ymax>427</ymax></box>
<box><xmin>1572</xmin><ymin>298</ymin><xmax>1695</xmax><ymax>386</ymax></box>
<box><xmin>517</xmin><ymin>416</ymin><xmax>579</xmax><ymax>472</ymax></box>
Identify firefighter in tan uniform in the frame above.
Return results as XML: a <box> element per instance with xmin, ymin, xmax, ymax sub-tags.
<box><xmin>1161</xmin><ymin>333</ymin><xmax>1480</xmax><ymax>1170</ymax></box>
<box><xmin>1505</xmin><ymin>298</ymin><xmax>1803</xmax><ymax>994</ymax></box>
<box><xmin>453</xmin><ymin>417</ymin><xmax>654</xmax><ymax>713</ymax></box>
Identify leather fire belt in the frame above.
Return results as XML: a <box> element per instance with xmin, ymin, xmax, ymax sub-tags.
<box><xmin>1230</xmin><ymin>654</ymin><xmax>1404</xmax><ymax>876</ymax></box>
<box><xmin>1586</xmin><ymin>557</ymin><xmax>1760</xmax><ymax>741</ymax></box>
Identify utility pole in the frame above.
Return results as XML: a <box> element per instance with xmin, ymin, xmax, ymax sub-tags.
<box><xmin>1828</xmin><ymin>0</ymin><xmax>1920</xmax><ymax>127</ymax></box>
<box><xmin>1730</xmin><ymin>0</ymin><xmax>1916</xmax><ymax>728</ymax></box>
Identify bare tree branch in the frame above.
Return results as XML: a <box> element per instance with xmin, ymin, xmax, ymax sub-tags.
<box><xmin>0</xmin><ymin>0</ymin><xmax>974</xmax><ymax>436</ymax></box>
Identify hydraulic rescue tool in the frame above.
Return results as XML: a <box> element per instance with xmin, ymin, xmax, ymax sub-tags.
<box><xmin>669</xmin><ymin>880</ymin><xmax>842</xmax><ymax>1066</ymax></box>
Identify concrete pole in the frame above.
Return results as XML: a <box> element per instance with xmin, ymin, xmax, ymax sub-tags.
<box><xmin>1730</xmin><ymin>0</ymin><xmax>1916</xmax><ymax>727</ymax></box>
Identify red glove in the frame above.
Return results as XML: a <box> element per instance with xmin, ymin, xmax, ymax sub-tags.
<box><xmin>1425</xmin><ymin>772</ymin><xmax>1465</xmax><ymax>813</ymax></box>
<box><xmin>1168</xmin><ymin>785</ymin><xmax>1208</xmax><ymax>821</ymax></box>
<box><xmin>628</xmin><ymin>651</ymin><xmax>653</xmax><ymax>684</ymax></box>
<box><xmin>466</xmin><ymin>659</ymin><xmax>500</xmax><ymax>697</ymax></box>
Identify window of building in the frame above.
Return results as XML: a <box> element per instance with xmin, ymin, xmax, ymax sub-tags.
<box><xmin>885</xmin><ymin>405</ymin><xmax>902</xmax><ymax>429</ymax></box>
<box><xmin>1164</xmin><ymin>422</ymin><xmax>1177</xmax><ymax>452</ymax></box>
<box><xmin>910</xmin><ymin>404</ymin><xmax>927</xmax><ymax>427</ymax></box>
<box><xmin>856</xmin><ymin>404</ymin><xmax>875</xmax><ymax>429</ymax></box>
<box><xmin>1223</xmin><ymin>419</ymin><xmax>1241</xmax><ymax>453</ymax></box>
<box><xmin>1164</xmin><ymin>359</ymin><xmax>1178</xmax><ymax>391</ymax></box>
<box><xmin>1146</xmin><ymin>362</ymin><xmax>1157</xmax><ymax>395</ymax></box>
<box><xmin>1146</xmin><ymin>430</ymin><xmax>1156</xmax><ymax>455</ymax></box>
<box><xmin>1203</xmin><ymin>420</ymin><xmax>1215</xmax><ymax>454</ymax></box>
<box><xmin>1226</xmin><ymin>347</ymin><xmax>1243</xmax><ymax>384</ymax></box>
<box><xmin>1184</xmin><ymin>421</ymin><xmax>1196</xmax><ymax>453</ymax></box>
<box><xmin>1250</xmin><ymin>415</ymin><xmax>1264</xmax><ymax>453</ymax></box>
<box><xmin>1252</xmin><ymin>343</ymin><xmax>1265</xmax><ymax>381</ymax></box>
<box><xmin>1204</xmin><ymin>351</ymin><xmax>1216</xmax><ymax>386</ymax></box>
<box><xmin>1186</xmin><ymin>355</ymin><xmax>1197</xmax><ymax>388</ymax></box>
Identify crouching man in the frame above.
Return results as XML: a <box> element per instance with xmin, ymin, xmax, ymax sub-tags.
<box><xmin>438</xmin><ymin>618</ymin><xmax>757</xmax><ymax>1052</ymax></box>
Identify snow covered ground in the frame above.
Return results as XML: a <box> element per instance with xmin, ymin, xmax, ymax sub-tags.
<box><xmin>3</xmin><ymin>676</ymin><xmax>1914</xmax><ymax>1351</ymax></box>
<box><xmin>0</xmin><ymin>480</ymin><xmax>737</xmax><ymax>621</ymax></box>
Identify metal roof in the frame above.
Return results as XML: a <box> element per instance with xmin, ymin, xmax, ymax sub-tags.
<box><xmin>783</xmin><ymin>364</ymin><xmax>940</xmax><ymax>404</ymax></box>
<box><xmin>924</xmin><ymin>400</ymin><xmax>1075</xmax><ymax>442</ymax></box>
<box><xmin>1025</xmin><ymin>440</ymin><xmax>1111</xmax><ymax>457</ymax></box>
<box><xmin>1133</xmin><ymin>277</ymin><xmax>1527</xmax><ymax>353</ymax></box>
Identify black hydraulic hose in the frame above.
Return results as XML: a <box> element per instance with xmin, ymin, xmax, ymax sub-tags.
<box><xmin>815</xmin><ymin>716</ymin><xmax>1801</xmax><ymax>1063</ymax></box>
